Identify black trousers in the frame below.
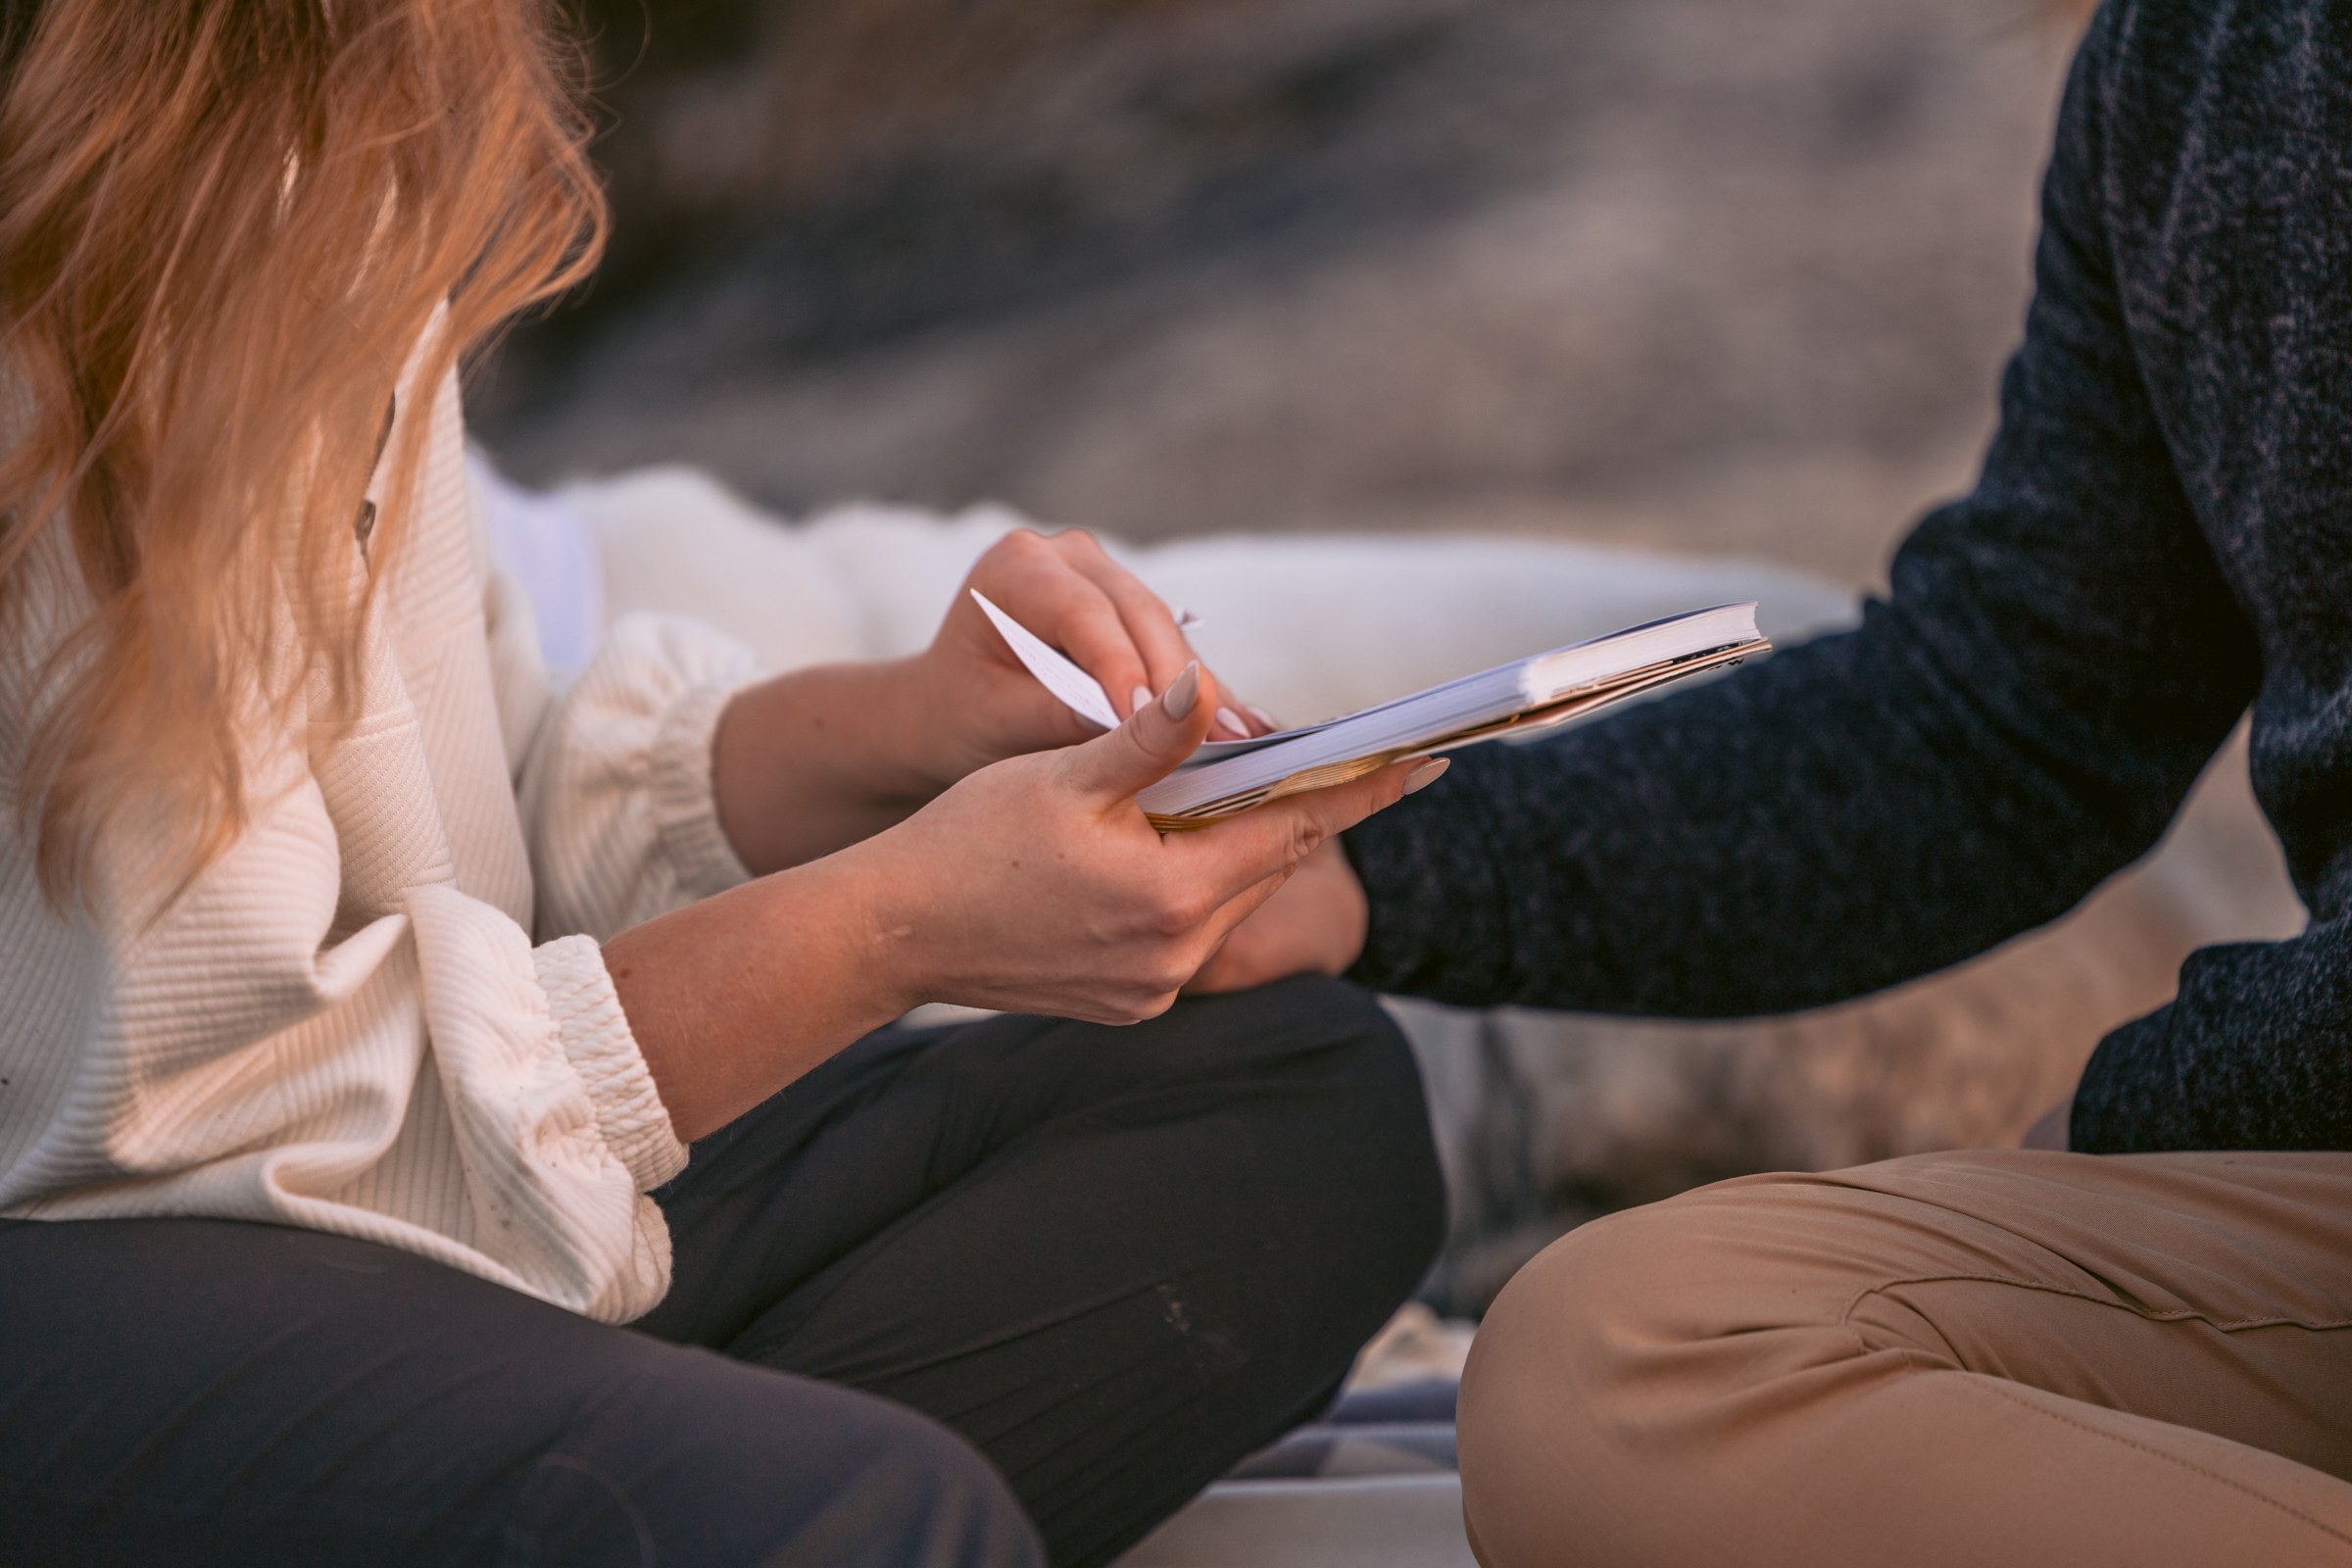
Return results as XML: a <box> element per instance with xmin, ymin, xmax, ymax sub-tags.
<box><xmin>0</xmin><ymin>977</ymin><xmax>1443</xmax><ymax>1568</ymax></box>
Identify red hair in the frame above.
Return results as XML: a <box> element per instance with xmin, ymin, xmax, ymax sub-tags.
<box><xmin>0</xmin><ymin>1</ymin><xmax>606</xmax><ymax>904</ymax></box>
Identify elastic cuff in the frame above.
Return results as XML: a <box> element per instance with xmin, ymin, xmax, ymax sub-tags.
<box><xmin>650</xmin><ymin>679</ymin><xmax>757</xmax><ymax>899</ymax></box>
<box><xmin>535</xmin><ymin>934</ymin><xmax>690</xmax><ymax>1192</ymax></box>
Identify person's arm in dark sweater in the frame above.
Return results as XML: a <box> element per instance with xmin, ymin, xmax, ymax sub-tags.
<box><xmin>1345</xmin><ymin>2</ymin><xmax>2287</xmax><ymax>1150</ymax></box>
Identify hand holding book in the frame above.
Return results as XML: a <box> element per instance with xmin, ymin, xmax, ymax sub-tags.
<box><xmin>973</xmin><ymin>591</ymin><xmax>1771</xmax><ymax>825</ymax></box>
<box><xmin>709</xmin><ymin>528</ymin><xmax>1272</xmax><ymax>874</ymax></box>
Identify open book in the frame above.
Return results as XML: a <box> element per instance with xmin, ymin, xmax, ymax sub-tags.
<box><xmin>973</xmin><ymin>591</ymin><xmax>1770</xmax><ymax>829</ymax></box>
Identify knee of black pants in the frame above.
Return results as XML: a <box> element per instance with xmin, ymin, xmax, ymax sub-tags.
<box><xmin>1215</xmin><ymin>975</ymin><xmax>1447</xmax><ymax>1325</ymax></box>
<box><xmin>1301</xmin><ymin>977</ymin><xmax>1446</xmax><ymax>1289</ymax></box>
<box><xmin>511</xmin><ymin>1353</ymin><xmax>1045</xmax><ymax>1568</ymax></box>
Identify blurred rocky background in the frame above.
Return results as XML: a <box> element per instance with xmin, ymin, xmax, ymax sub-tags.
<box><xmin>481</xmin><ymin>0</ymin><xmax>2093</xmax><ymax>588</ymax></box>
<box><xmin>479</xmin><ymin>0</ymin><xmax>2305</xmax><ymax>1313</ymax></box>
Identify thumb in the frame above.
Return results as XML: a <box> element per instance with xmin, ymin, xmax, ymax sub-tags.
<box><xmin>1064</xmin><ymin>661</ymin><xmax>1216</xmax><ymax>802</ymax></box>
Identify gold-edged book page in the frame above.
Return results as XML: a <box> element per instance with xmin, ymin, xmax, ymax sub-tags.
<box><xmin>1143</xmin><ymin>639</ymin><xmax>1764</xmax><ymax>831</ymax></box>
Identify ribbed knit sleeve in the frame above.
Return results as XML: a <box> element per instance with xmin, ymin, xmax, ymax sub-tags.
<box><xmin>511</xmin><ymin>612</ymin><xmax>765</xmax><ymax>944</ymax></box>
<box><xmin>535</xmin><ymin>934</ymin><xmax>690</xmax><ymax>1192</ymax></box>
<box><xmin>0</xmin><ymin>353</ymin><xmax>713</xmax><ymax>1324</ymax></box>
<box><xmin>0</xmin><ymin>687</ymin><xmax>693</xmax><ymax>1326</ymax></box>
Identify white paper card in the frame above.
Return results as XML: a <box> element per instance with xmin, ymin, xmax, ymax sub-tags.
<box><xmin>971</xmin><ymin>590</ymin><xmax>1121</xmax><ymax>730</ymax></box>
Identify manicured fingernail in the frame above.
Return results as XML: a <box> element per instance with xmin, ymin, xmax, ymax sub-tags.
<box><xmin>1131</xmin><ymin>684</ymin><xmax>1153</xmax><ymax>715</ymax></box>
<box><xmin>1402</xmin><ymin>758</ymin><xmax>1450</xmax><ymax>795</ymax></box>
<box><xmin>1161</xmin><ymin>662</ymin><xmax>1200</xmax><ymax>719</ymax></box>
<box><xmin>1215</xmin><ymin>706</ymin><xmax>1247</xmax><ymax>738</ymax></box>
<box><xmin>1245</xmin><ymin>703</ymin><xmax>1281</xmax><ymax>733</ymax></box>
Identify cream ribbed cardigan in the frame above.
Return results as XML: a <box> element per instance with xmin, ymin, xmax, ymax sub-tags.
<box><xmin>0</xmin><ymin>357</ymin><xmax>761</xmax><ymax>1323</ymax></box>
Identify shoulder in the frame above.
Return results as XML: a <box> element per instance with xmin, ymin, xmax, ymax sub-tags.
<box><xmin>2059</xmin><ymin>0</ymin><xmax>2352</xmax><ymax>362</ymax></box>
<box><xmin>2081</xmin><ymin>0</ymin><xmax>2351</xmax><ymax>210</ymax></box>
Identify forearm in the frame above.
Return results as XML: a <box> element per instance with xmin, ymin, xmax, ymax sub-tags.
<box><xmin>1348</xmin><ymin>7</ymin><xmax>2260</xmax><ymax>1019</ymax></box>
<box><xmin>611</xmin><ymin>672</ymin><xmax>1410</xmax><ymax>1144</ymax></box>
<box><xmin>710</xmin><ymin>658</ymin><xmax>946</xmax><ymax>874</ymax></box>
<box><xmin>1346</xmin><ymin>604</ymin><xmax>2235</xmax><ymax>1016</ymax></box>
<box><xmin>602</xmin><ymin>845</ymin><xmax>913</xmax><ymax>1143</ymax></box>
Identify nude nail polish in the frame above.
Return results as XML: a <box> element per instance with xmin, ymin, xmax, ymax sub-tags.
<box><xmin>1215</xmin><ymin>706</ymin><xmax>1248</xmax><ymax>738</ymax></box>
<box><xmin>1161</xmin><ymin>663</ymin><xmax>1200</xmax><ymax>719</ymax></box>
<box><xmin>1402</xmin><ymin>758</ymin><xmax>1450</xmax><ymax>795</ymax></box>
<box><xmin>1131</xmin><ymin>684</ymin><xmax>1153</xmax><ymax>715</ymax></box>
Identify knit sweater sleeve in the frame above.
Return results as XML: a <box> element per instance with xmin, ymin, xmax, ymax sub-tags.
<box><xmin>1343</xmin><ymin>3</ymin><xmax>2261</xmax><ymax>1022</ymax></box>
<box><xmin>487</xmin><ymin>564</ymin><xmax>764</xmax><ymax>943</ymax></box>
<box><xmin>0</xmin><ymin>588</ymin><xmax>698</xmax><ymax>1325</ymax></box>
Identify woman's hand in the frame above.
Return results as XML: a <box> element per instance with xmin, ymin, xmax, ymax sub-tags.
<box><xmin>713</xmin><ymin>527</ymin><xmax>1272</xmax><ymax>877</ymax></box>
<box><xmin>905</xmin><ymin>528</ymin><xmax>1267</xmax><ymax>788</ymax></box>
<box><xmin>858</xmin><ymin>664</ymin><xmax>1406</xmax><ymax>1024</ymax></box>
<box><xmin>1183</xmin><ymin>837</ymin><xmax>1382</xmax><ymax>995</ymax></box>
<box><xmin>612</xmin><ymin>663</ymin><xmax>1422</xmax><ymax>1143</ymax></box>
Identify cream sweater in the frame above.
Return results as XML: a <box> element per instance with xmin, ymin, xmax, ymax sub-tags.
<box><xmin>0</xmin><ymin>358</ymin><xmax>761</xmax><ymax>1323</ymax></box>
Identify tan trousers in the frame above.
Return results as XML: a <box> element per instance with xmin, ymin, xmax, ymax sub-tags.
<box><xmin>1458</xmin><ymin>1151</ymin><xmax>2352</xmax><ymax>1567</ymax></box>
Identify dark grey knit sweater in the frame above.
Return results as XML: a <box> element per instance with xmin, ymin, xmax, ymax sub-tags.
<box><xmin>1343</xmin><ymin>0</ymin><xmax>2352</xmax><ymax>1155</ymax></box>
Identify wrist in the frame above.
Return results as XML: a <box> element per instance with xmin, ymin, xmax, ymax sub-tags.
<box><xmin>869</xmin><ymin>650</ymin><xmax>964</xmax><ymax>797</ymax></box>
<box><xmin>824</xmin><ymin>827</ymin><xmax>934</xmax><ymax>1015</ymax></box>
<box><xmin>711</xmin><ymin>661</ymin><xmax>944</xmax><ymax>874</ymax></box>
<box><xmin>606</xmin><ymin>849</ymin><xmax>925</xmax><ymax>1142</ymax></box>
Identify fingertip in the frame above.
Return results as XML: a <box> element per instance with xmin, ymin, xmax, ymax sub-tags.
<box><xmin>1160</xmin><ymin>661</ymin><xmax>1202</xmax><ymax>721</ymax></box>
<box><xmin>1401</xmin><ymin>757</ymin><xmax>1450</xmax><ymax>796</ymax></box>
<box><xmin>1312</xmin><ymin>762</ymin><xmax>1422</xmax><ymax>834</ymax></box>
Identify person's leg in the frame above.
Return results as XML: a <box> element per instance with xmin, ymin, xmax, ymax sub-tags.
<box><xmin>0</xmin><ymin>1215</ymin><xmax>1041</xmax><ymax>1568</ymax></box>
<box><xmin>1458</xmin><ymin>1149</ymin><xmax>2352</xmax><ymax>1568</ymax></box>
<box><xmin>641</xmin><ymin>975</ymin><xmax>1446</xmax><ymax>1568</ymax></box>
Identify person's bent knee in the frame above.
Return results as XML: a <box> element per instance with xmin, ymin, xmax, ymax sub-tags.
<box><xmin>1185</xmin><ymin>971</ymin><xmax>1398</xmax><ymax>1055</ymax></box>
<box><xmin>1171</xmin><ymin>977</ymin><xmax>1446</xmax><ymax>1405</ymax></box>
<box><xmin>1458</xmin><ymin>1182</ymin><xmax>1842</xmax><ymax>1568</ymax></box>
<box><xmin>1274</xmin><ymin>975</ymin><xmax>1446</xmax><ymax>1294</ymax></box>
<box><xmin>510</xmin><ymin>1356</ymin><xmax>1044</xmax><ymax>1568</ymax></box>
<box><xmin>798</xmin><ymin>1400</ymin><xmax>1044</xmax><ymax>1568</ymax></box>
<box><xmin>1458</xmin><ymin>1211</ymin><xmax>1676</xmax><ymax>1519</ymax></box>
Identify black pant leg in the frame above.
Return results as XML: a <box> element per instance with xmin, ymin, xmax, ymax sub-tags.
<box><xmin>647</xmin><ymin>976</ymin><xmax>1446</xmax><ymax>1568</ymax></box>
<box><xmin>0</xmin><ymin>1216</ymin><xmax>1041</xmax><ymax>1568</ymax></box>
